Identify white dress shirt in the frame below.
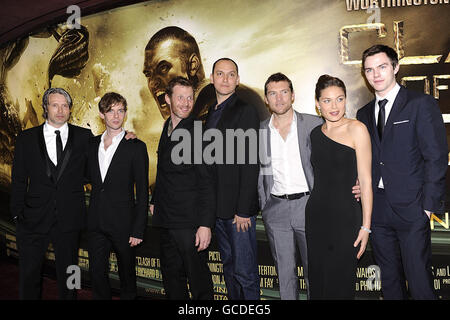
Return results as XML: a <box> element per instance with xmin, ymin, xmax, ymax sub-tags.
<box><xmin>375</xmin><ymin>82</ymin><xmax>401</xmax><ymax>188</ymax></box>
<box><xmin>43</xmin><ymin>121</ymin><xmax>69</xmax><ymax>166</ymax></box>
<box><xmin>269</xmin><ymin>112</ymin><xmax>309</xmax><ymax>195</ymax></box>
<box><xmin>98</xmin><ymin>129</ymin><xmax>125</xmax><ymax>182</ymax></box>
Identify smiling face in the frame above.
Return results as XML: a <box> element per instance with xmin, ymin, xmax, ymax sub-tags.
<box><xmin>143</xmin><ymin>39</ymin><xmax>190</xmax><ymax>119</ymax></box>
<box><xmin>46</xmin><ymin>93</ymin><xmax>71</xmax><ymax>128</ymax></box>
<box><xmin>363</xmin><ymin>52</ymin><xmax>399</xmax><ymax>97</ymax></box>
<box><xmin>264</xmin><ymin>80</ymin><xmax>294</xmax><ymax>116</ymax></box>
<box><xmin>165</xmin><ymin>84</ymin><xmax>194</xmax><ymax>124</ymax></box>
<box><xmin>316</xmin><ymin>86</ymin><xmax>346</xmax><ymax>123</ymax></box>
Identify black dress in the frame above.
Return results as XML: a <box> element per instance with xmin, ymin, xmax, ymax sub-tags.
<box><xmin>305</xmin><ymin>125</ymin><xmax>362</xmax><ymax>299</ymax></box>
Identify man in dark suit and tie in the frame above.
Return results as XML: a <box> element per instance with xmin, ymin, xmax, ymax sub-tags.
<box><xmin>86</xmin><ymin>92</ymin><xmax>149</xmax><ymax>300</ymax></box>
<box><xmin>205</xmin><ymin>58</ymin><xmax>260</xmax><ymax>300</ymax></box>
<box><xmin>357</xmin><ymin>45</ymin><xmax>447</xmax><ymax>299</ymax></box>
<box><xmin>10</xmin><ymin>88</ymin><xmax>92</xmax><ymax>299</ymax></box>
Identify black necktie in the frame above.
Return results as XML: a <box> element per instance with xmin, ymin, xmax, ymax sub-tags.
<box><xmin>55</xmin><ymin>130</ymin><xmax>63</xmax><ymax>164</ymax></box>
<box><xmin>377</xmin><ymin>99</ymin><xmax>388</xmax><ymax>140</ymax></box>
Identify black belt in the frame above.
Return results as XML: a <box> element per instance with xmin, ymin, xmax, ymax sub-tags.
<box><xmin>271</xmin><ymin>192</ymin><xmax>310</xmax><ymax>200</ymax></box>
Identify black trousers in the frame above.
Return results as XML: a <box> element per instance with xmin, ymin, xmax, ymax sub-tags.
<box><xmin>16</xmin><ymin>221</ymin><xmax>79</xmax><ymax>300</ymax></box>
<box><xmin>159</xmin><ymin>228</ymin><xmax>213</xmax><ymax>300</ymax></box>
<box><xmin>88</xmin><ymin>230</ymin><xmax>137</xmax><ymax>300</ymax></box>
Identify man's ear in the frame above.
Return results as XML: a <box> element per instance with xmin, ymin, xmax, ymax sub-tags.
<box><xmin>188</xmin><ymin>53</ymin><xmax>200</xmax><ymax>77</ymax></box>
<box><xmin>99</xmin><ymin>112</ymin><xmax>105</xmax><ymax>120</ymax></box>
<box><xmin>164</xmin><ymin>94</ymin><xmax>171</xmax><ymax>108</ymax></box>
<box><xmin>393</xmin><ymin>63</ymin><xmax>400</xmax><ymax>76</ymax></box>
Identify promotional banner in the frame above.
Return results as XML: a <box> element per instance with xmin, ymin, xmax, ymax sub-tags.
<box><xmin>0</xmin><ymin>0</ymin><xmax>449</xmax><ymax>299</ymax></box>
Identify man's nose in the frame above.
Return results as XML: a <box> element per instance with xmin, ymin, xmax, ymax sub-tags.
<box><xmin>374</xmin><ymin>68</ymin><xmax>381</xmax><ymax>77</ymax></box>
<box><xmin>181</xmin><ymin>97</ymin><xmax>190</xmax><ymax>106</ymax></box>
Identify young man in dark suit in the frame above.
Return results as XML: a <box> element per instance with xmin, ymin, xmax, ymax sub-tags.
<box><xmin>86</xmin><ymin>92</ymin><xmax>149</xmax><ymax>300</ymax></box>
<box><xmin>150</xmin><ymin>77</ymin><xmax>215</xmax><ymax>299</ymax></box>
<box><xmin>357</xmin><ymin>45</ymin><xmax>447</xmax><ymax>299</ymax></box>
<box><xmin>205</xmin><ymin>58</ymin><xmax>260</xmax><ymax>300</ymax></box>
<box><xmin>10</xmin><ymin>88</ymin><xmax>92</xmax><ymax>299</ymax></box>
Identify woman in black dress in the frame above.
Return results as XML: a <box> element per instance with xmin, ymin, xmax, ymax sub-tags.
<box><xmin>305</xmin><ymin>75</ymin><xmax>373</xmax><ymax>299</ymax></box>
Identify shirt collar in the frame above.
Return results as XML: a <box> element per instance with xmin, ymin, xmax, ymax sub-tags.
<box><xmin>375</xmin><ymin>82</ymin><xmax>400</xmax><ymax>105</ymax></box>
<box><xmin>269</xmin><ymin>109</ymin><xmax>297</xmax><ymax>131</ymax></box>
<box><xmin>101</xmin><ymin>128</ymin><xmax>125</xmax><ymax>145</ymax></box>
<box><xmin>44</xmin><ymin>121</ymin><xmax>68</xmax><ymax>135</ymax></box>
<box><xmin>213</xmin><ymin>92</ymin><xmax>236</xmax><ymax>111</ymax></box>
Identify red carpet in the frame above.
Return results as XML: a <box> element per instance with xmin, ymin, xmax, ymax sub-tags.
<box><xmin>0</xmin><ymin>254</ymin><xmax>115</xmax><ymax>300</ymax></box>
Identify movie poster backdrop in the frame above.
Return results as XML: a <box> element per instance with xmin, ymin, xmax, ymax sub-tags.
<box><xmin>0</xmin><ymin>0</ymin><xmax>449</xmax><ymax>299</ymax></box>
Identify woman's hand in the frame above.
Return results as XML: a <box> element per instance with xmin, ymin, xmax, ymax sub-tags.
<box><xmin>354</xmin><ymin>228</ymin><xmax>370</xmax><ymax>259</ymax></box>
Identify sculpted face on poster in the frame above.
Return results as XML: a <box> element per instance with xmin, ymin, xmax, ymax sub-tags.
<box><xmin>0</xmin><ymin>0</ymin><xmax>449</xmax><ymax>299</ymax></box>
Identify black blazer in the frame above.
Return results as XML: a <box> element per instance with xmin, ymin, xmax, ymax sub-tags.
<box><xmin>357</xmin><ymin>86</ymin><xmax>447</xmax><ymax>220</ymax></box>
<box><xmin>10</xmin><ymin>123</ymin><xmax>92</xmax><ymax>233</ymax></box>
<box><xmin>206</xmin><ymin>94</ymin><xmax>260</xmax><ymax>219</ymax></box>
<box><xmin>87</xmin><ymin>135</ymin><xmax>149</xmax><ymax>239</ymax></box>
<box><xmin>151</xmin><ymin>116</ymin><xmax>216</xmax><ymax>229</ymax></box>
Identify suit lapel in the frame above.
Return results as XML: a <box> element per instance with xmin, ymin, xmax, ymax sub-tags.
<box><xmin>157</xmin><ymin>119</ymin><xmax>170</xmax><ymax>156</ymax></box>
<box><xmin>56</xmin><ymin>124</ymin><xmax>73</xmax><ymax>182</ymax></box>
<box><xmin>366</xmin><ymin>100</ymin><xmax>381</xmax><ymax>149</ymax></box>
<box><xmin>259</xmin><ymin>119</ymin><xmax>273</xmax><ymax>203</ymax></box>
<box><xmin>91</xmin><ymin>135</ymin><xmax>102</xmax><ymax>185</ymax></box>
<box><xmin>37</xmin><ymin>124</ymin><xmax>54</xmax><ymax>182</ymax></box>
<box><xmin>261</xmin><ymin>119</ymin><xmax>272</xmax><ymax>167</ymax></box>
<box><xmin>382</xmin><ymin>86</ymin><xmax>407</xmax><ymax>141</ymax></box>
<box><xmin>216</xmin><ymin>94</ymin><xmax>239</xmax><ymax>130</ymax></box>
<box><xmin>265</xmin><ymin>120</ymin><xmax>272</xmax><ymax>160</ymax></box>
<box><xmin>102</xmin><ymin>135</ymin><xmax>126</xmax><ymax>185</ymax></box>
<box><xmin>296</xmin><ymin>112</ymin><xmax>313</xmax><ymax>190</ymax></box>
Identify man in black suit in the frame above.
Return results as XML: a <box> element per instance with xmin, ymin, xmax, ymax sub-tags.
<box><xmin>205</xmin><ymin>58</ymin><xmax>260</xmax><ymax>300</ymax></box>
<box><xmin>86</xmin><ymin>92</ymin><xmax>149</xmax><ymax>300</ymax></box>
<box><xmin>10</xmin><ymin>88</ymin><xmax>92</xmax><ymax>299</ymax></box>
<box><xmin>150</xmin><ymin>77</ymin><xmax>215</xmax><ymax>299</ymax></box>
<box><xmin>357</xmin><ymin>45</ymin><xmax>447</xmax><ymax>299</ymax></box>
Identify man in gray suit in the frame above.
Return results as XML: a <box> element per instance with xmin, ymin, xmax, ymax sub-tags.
<box><xmin>258</xmin><ymin>73</ymin><xmax>322</xmax><ymax>300</ymax></box>
<box><xmin>258</xmin><ymin>73</ymin><xmax>360</xmax><ymax>300</ymax></box>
